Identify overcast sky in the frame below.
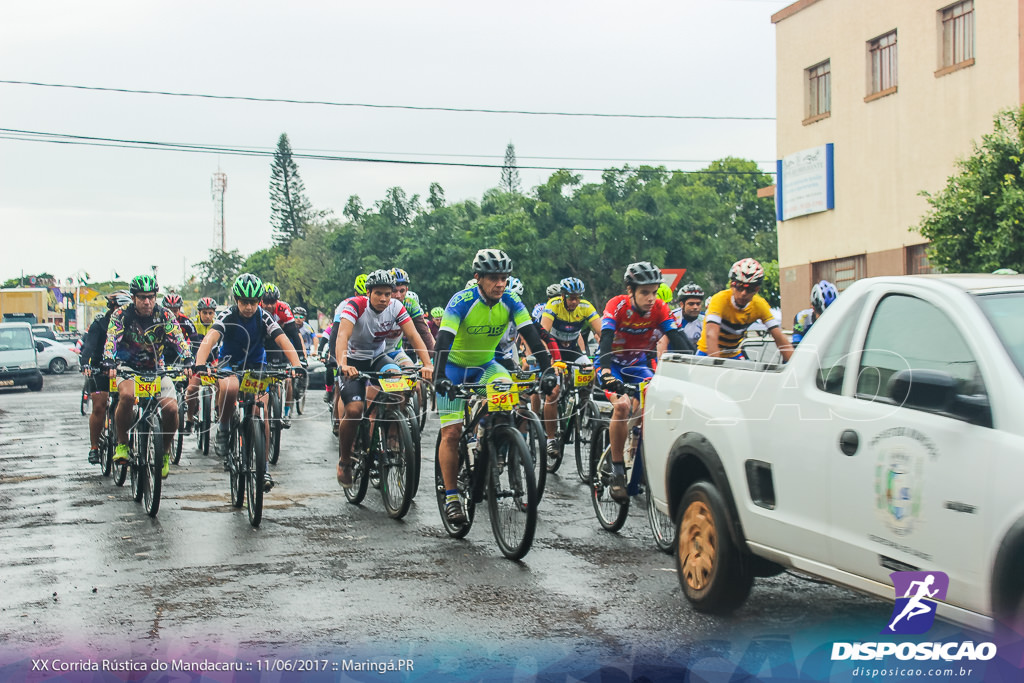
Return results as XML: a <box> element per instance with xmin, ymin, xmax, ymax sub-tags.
<box><xmin>0</xmin><ymin>0</ymin><xmax>787</xmax><ymax>290</ymax></box>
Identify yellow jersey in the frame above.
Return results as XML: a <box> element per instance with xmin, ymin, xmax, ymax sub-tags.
<box><xmin>542</xmin><ymin>297</ymin><xmax>599</xmax><ymax>344</ymax></box>
<box><xmin>697</xmin><ymin>289</ymin><xmax>778</xmax><ymax>356</ymax></box>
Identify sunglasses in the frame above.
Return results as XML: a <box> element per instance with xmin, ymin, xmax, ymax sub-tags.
<box><xmin>237</xmin><ymin>297</ymin><xmax>261</xmax><ymax>306</ymax></box>
<box><xmin>730</xmin><ymin>283</ymin><xmax>760</xmax><ymax>292</ymax></box>
<box><xmin>135</xmin><ymin>294</ymin><xmax>156</xmax><ymax>301</ymax></box>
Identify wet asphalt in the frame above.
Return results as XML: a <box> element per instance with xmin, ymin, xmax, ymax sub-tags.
<box><xmin>0</xmin><ymin>372</ymin><xmax>895</xmax><ymax>671</ymax></box>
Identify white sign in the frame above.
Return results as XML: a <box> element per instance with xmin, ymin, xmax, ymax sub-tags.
<box><xmin>777</xmin><ymin>143</ymin><xmax>834</xmax><ymax>221</ymax></box>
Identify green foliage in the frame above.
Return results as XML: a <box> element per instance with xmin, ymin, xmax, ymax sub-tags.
<box><xmin>270</xmin><ymin>133</ymin><xmax>321</xmax><ymax>248</ymax></box>
<box><xmin>501</xmin><ymin>143</ymin><xmax>521</xmax><ymax>195</ymax></box>
<box><xmin>916</xmin><ymin>106</ymin><xmax>1024</xmax><ymax>272</ymax></box>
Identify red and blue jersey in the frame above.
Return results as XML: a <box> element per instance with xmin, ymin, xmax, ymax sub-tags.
<box><xmin>599</xmin><ymin>295</ymin><xmax>675</xmax><ymax>367</ymax></box>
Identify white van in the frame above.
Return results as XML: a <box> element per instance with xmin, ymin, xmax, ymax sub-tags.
<box><xmin>0</xmin><ymin>322</ymin><xmax>44</xmax><ymax>391</ymax></box>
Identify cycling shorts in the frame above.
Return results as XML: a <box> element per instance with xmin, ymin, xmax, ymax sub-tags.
<box><xmin>554</xmin><ymin>341</ymin><xmax>586</xmax><ymax>365</ymax></box>
<box><xmin>436</xmin><ymin>360</ymin><xmax>512</xmax><ymax>428</ymax></box>
<box><xmin>385</xmin><ymin>348</ymin><xmax>414</xmax><ymax>366</ymax></box>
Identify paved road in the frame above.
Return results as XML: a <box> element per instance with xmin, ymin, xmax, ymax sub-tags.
<box><xmin>0</xmin><ymin>373</ymin><xmax>904</xmax><ymax>679</ymax></box>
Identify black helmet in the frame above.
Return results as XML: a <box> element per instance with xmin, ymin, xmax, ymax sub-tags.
<box><xmin>261</xmin><ymin>283</ymin><xmax>280</xmax><ymax>304</ymax></box>
<box><xmin>472</xmin><ymin>248</ymin><xmax>513</xmax><ymax>275</ymax></box>
<box><xmin>623</xmin><ymin>262</ymin><xmax>662</xmax><ymax>286</ymax></box>
<box><xmin>364</xmin><ymin>269</ymin><xmax>396</xmax><ymax>290</ymax></box>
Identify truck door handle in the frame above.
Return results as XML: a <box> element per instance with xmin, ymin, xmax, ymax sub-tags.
<box><xmin>839</xmin><ymin>430</ymin><xmax>859</xmax><ymax>456</ymax></box>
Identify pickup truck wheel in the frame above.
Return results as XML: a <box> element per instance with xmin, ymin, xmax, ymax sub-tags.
<box><xmin>676</xmin><ymin>481</ymin><xmax>753</xmax><ymax>614</ymax></box>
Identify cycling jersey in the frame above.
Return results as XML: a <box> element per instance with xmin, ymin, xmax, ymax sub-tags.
<box><xmin>299</xmin><ymin>321</ymin><xmax>316</xmax><ymax>354</ymax></box>
<box><xmin>671</xmin><ymin>309</ymin><xmax>705</xmax><ymax>346</ymax></box>
<box><xmin>792</xmin><ymin>308</ymin><xmax>816</xmax><ymax>344</ymax></box>
<box><xmin>103</xmin><ymin>304</ymin><xmax>192</xmax><ymax>371</ymax></box>
<box><xmin>402</xmin><ymin>292</ymin><xmax>424</xmax><ymax>318</ymax></box>
<box><xmin>542</xmin><ymin>297</ymin><xmax>599</xmax><ymax>344</ymax></box>
<box><xmin>211</xmin><ymin>306</ymin><xmax>283</xmax><ymax>369</ymax></box>
<box><xmin>598</xmin><ymin>295</ymin><xmax>675</xmax><ymax>368</ymax></box>
<box><xmin>531</xmin><ymin>302</ymin><xmax>546</xmax><ymax>324</ymax></box>
<box><xmin>263</xmin><ymin>301</ymin><xmax>295</xmax><ymax>327</ymax></box>
<box><xmin>441</xmin><ymin>287</ymin><xmax>532</xmax><ymax>368</ymax></box>
<box><xmin>697</xmin><ymin>289</ymin><xmax>779</xmax><ymax>357</ymax></box>
<box><xmin>338</xmin><ymin>296</ymin><xmax>411</xmax><ymax>362</ymax></box>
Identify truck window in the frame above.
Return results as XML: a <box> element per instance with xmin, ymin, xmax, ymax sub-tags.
<box><xmin>976</xmin><ymin>292</ymin><xmax>1024</xmax><ymax>378</ymax></box>
<box><xmin>0</xmin><ymin>327</ymin><xmax>34</xmax><ymax>351</ymax></box>
<box><xmin>855</xmin><ymin>294</ymin><xmax>985</xmax><ymax>403</ymax></box>
<box><xmin>815</xmin><ymin>294</ymin><xmax>866</xmax><ymax>395</ymax></box>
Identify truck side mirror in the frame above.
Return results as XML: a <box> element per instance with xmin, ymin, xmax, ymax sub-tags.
<box><xmin>35</xmin><ymin>341</ymin><xmax>44</xmax><ymax>352</ymax></box>
<box><xmin>886</xmin><ymin>368</ymin><xmax>956</xmax><ymax>412</ymax></box>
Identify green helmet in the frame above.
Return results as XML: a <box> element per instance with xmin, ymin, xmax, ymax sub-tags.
<box><xmin>405</xmin><ymin>290</ymin><xmax>420</xmax><ymax>307</ymax></box>
<box><xmin>232</xmin><ymin>273</ymin><xmax>265</xmax><ymax>299</ymax></box>
<box><xmin>262</xmin><ymin>282</ymin><xmax>280</xmax><ymax>304</ymax></box>
<box><xmin>430</xmin><ymin>307</ymin><xmax>444</xmax><ymax>318</ymax></box>
<box><xmin>656</xmin><ymin>283</ymin><xmax>673</xmax><ymax>303</ymax></box>
<box><xmin>354</xmin><ymin>273</ymin><xmax>368</xmax><ymax>295</ymax></box>
<box><xmin>129</xmin><ymin>274</ymin><xmax>158</xmax><ymax>296</ymax></box>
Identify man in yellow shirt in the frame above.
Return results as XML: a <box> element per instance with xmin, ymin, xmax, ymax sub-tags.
<box><xmin>698</xmin><ymin>258</ymin><xmax>793</xmax><ymax>362</ymax></box>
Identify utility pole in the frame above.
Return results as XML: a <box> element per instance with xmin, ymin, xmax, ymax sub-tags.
<box><xmin>211</xmin><ymin>169</ymin><xmax>228</xmax><ymax>250</ymax></box>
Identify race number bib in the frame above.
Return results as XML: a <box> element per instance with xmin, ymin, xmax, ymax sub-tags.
<box><xmin>379</xmin><ymin>376</ymin><xmax>413</xmax><ymax>393</ymax></box>
<box><xmin>486</xmin><ymin>383</ymin><xmax>518</xmax><ymax>412</ymax></box>
<box><xmin>239</xmin><ymin>372</ymin><xmax>270</xmax><ymax>395</ymax></box>
<box><xmin>573</xmin><ymin>366</ymin><xmax>595</xmax><ymax>387</ymax></box>
<box><xmin>133</xmin><ymin>376</ymin><xmax>159</xmax><ymax>398</ymax></box>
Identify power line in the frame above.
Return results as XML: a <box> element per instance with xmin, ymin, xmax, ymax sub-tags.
<box><xmin>0</xmin><ymin>79</ymin><xmax>776</xmax><ymax>122</ymax></box>
<box><xmin>0</xmin><ymin>127</ymin><xmax>777</xmax><ymax>175</ymax></box>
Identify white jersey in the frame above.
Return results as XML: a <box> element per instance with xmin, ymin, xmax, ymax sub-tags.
<box><xmin>672</xmin><ymin>309</ymin><xmax>705</xmax><ymax>346</ymax></box>
<box><xmin>496</xmin><ymin>321</ymin><xmax>519</xmax><ymax>364</ymax></box>
<box><xmin>339</xmin><ymin>297</ymin><xmax>411</xmax><ymax>361</ymax></box>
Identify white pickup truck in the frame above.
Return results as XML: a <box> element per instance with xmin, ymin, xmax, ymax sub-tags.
<box><xmin>644</xmin><ymin>274</ymin><xmax>1024</xmax><ymax>632</ymax></box>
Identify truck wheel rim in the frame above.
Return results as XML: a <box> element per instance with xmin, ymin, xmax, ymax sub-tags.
<box><xmin>679</xmin><ymin>500</ymin><xmax>716</xmax><ymax>591</ymax></box>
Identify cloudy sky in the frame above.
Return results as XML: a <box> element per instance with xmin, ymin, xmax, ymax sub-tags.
<box><xmin>0</xmin><ymin>0</ymin><xmax>787</xmax><ymax>290</ymax></box>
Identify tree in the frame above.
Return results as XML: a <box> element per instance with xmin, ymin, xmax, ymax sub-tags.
<box><xmin>193</xmin><ymin>249</ymin><xmax>246</xmax><ymax>300</ymax></box>
<box><xmin>915</xmin><ymin>105</ymin><xmax>1024</xmax><ymax>272</ymax></box>
<box><xmin>269</xmin><ymin>133</ymin><xmax>317</xmax><ymax>248</ymax></box>
<box><xmin>501</xmin><ymin>142</ymin><xmax>521</xmax><ymax>195</ymax></box>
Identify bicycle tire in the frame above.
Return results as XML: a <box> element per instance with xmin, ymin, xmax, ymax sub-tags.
<box><xmin>229</xmin><ymin>415</ymin><xmax>245</xmax><ymax>508</ymax></box>
<box><xmin>518</xmin><ymin>409</ymin><xmax>547</xmax><ymax>502</ymax></box>
<box><xmin>486</xmin><ymin>425</ymin><xmax>537</xmax><ymax>560</ymax></box>
<box><xmin>643</xmin><ymin>444</ymin><xmax>676</xmax><ymax>553</ymax></box>
<box><xmin>100</xmin><ymin>417</ymin><xmax>114</xmax><ymax>478</ymax></box>
<box><xmin>574</xmin><ymin>399</ymin><xmax>600</xmax><ymax>483</ymax></box>
<box><xmin>416</xmin><ymin>381</ymin><xmax>428</xmax><ymax>431</ymax></box>
<box><xmin>378</xmin><ymin>411</ymin><xmax>415</xmax><ymax>519</ymax></box>
<box><xmin>80</xmin><ymin>382</ymin><xmax>89</xmax><ymax>416</ymax></box>
<box><xmin>199</xmin><ymin>389</ymin><xmax>212</xmax><ymax>455</ymax></box>
<box><xmin>402</xmin><ymin>405</ymin><xmax>422</xmax><ymax>500</ymax></box>
<box><xmin>129</xmin><ymin>412</ymin><xmax>143</xmax><ymax>502</ymax></box>
<box><xmin>434</xmin><ymin>430</ymin><xmax>474</xmax><ymax>538</ymax></box>
<box><xmin>245</xmin><ymin>416</ymin><xmax>266</xmax><ymax>527</ymax></box>
<box><xmin>590</xmin><ymin>423</ymin><xmax>629</xmax><ymax>531</ymax></box>
<box><xmin>295</xmin><ymin>374</ymin><xmax>307</xmax><ymax>415</ymax></box>
<box><xmin>344</xmin><ymin>419</ymin><xmax>371</xmax><ymax>505</ymax></box>
<box><xmin>268</xmin><ymin>385</ymin><xmax>283</xmax><ymax>465</ymax></box>
<box><xmin>173</xmin><ymin>398</ymin><xmax>185</xmax><ymax>465</ymax></box>
<box><xmin>142</xmin><ymin>412</ymin><xmax>163</xmax><ymax>517</ymax></box>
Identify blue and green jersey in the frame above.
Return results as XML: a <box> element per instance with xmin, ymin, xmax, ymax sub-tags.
<box><xmin>441</xmin><ymin>287</ymin><xmax>532</xmax><ymax>367</ymax></box>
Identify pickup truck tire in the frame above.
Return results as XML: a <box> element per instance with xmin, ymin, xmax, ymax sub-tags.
<box><xmin>27</xmin><ymin>376</ymin><xmax>43</xmax><ymax>392</ymax></box>
<box><xmin>676</xmin><ymin>481</ymin><xmax>753</xmax><ymax>614</ymax></box>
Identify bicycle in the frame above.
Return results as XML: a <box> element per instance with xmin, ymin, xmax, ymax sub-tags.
<box><xmin>589</xmin><ymin>379</ymin><xmax>676</xmax><ymax>553</ymax></box>
<box><xmin>343</xmin><ymin>368</ymin><xmax>419</xmax><ymax>519</ymax></box>
<box><xmin>548</xmin><ymin>359</ymin><xmax>601</xmax><ymax>483</ymax></box>
<box><xmin>210</xmin><ymin>366</ymin><xmax>291</xmax><ymax>528</ymax></box>
<box><xmin>266</xmin><ymin>371</ymin><xmax>285</xmax><ymax>466</ymax></box>
<box><xmin>116</xmin><ymin>366</ymin><xmax>186</xmax><ymax>518</ymax></box>
<box><xmin>433</xmin><ymin>379</ymin><xmax>538</xmax><ymax>560</ymax></box>
<box><xmin>193</xmin><ymin>373</ymin><xmax>216</xmax><ymax>456</ymax></box>
<box><xmin>93</xmin><ymin>373</ymin><xmax>122</xmax><ymax>482</ymax></box>
<box><xmin>171</xmin><ymin>372</ymin><xmax>189</xmax><ymax>465</ymax></box>
<box><xmin>292</xmin><ymin>368</ymin><xmax>307</xmax><ymax>415</ymax></box>
<box><xmin>510</xmin><ymin>369</ymin><xmax>548</xmax><ymax>502</ymax></box>
<box><xmin>80</xmin><ymin>374</ymin><xmax>91</xmax><ymax>416</ymax></box>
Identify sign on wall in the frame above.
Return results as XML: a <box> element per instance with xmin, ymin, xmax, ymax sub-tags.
<box><xmin>776</xmin><ymin>143</ymin><xmax>834</xmax><ymax>221</ymax></box>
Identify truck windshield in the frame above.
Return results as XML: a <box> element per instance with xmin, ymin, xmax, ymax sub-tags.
<box><xmin>976</xmin><ymin>292</ymin><xmax>1024</xmax><ymax>377</ymax></box>
<box><xmin>0</xmin><ymin>327</ymin><xmax>33</xmax><ymax>351</ymax></box>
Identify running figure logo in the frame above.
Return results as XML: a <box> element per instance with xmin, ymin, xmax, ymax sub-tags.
<box><xmin>883</xmin><ymin>571</ymin><xmax>949</xmax><ymax>635</ymax></box>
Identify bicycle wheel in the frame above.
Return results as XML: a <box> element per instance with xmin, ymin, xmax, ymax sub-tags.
<box><xmin>416</xmin><ymin>381</ymin><xmax>428</xmax><ymax>431</ymax></box>
<box><xmin>294</xmin><ymin>374</ymin><xmax>307</xmax><ymax>415</ymax></box>
<box><xmin>643</xmin><ymin>446</ymin><xmax>676</xmax><ymax>553</ymax></box>
<box><xmin>80</xmin><ymin>383</ymin><xmax>90</xmax><ymax>416</ymax></box>
<box><xmin>99</xmin><ymin>416</ymin><xmax>113</xmax><ymax>478</ymax></box>
<box><xmin>142</xmin><ymin>412</ymin><xmax>163</xmax><ymax>517</ymax></box>
<box><xmin>198</xmin><ymin>389</ymin><xmax>212</xmax><ymax>455</ymax></box>
<box><xmin>344</xmin><ymin>420</ymin><xmax>371</xmax><ymax>505</ymax></box>
<box><xmin>434</xmin><ymin>430</ymin><xmax>474</xmax><ymax>538</ymax></box>
<box><xmin>268</xmin><ymin>385</ymin><xmax>283</xmax><ymax>465</ymax></box>
<box><xmin>129</xmin><ymin>415</ymin><xmax>143</xmax><ymax>502</ymax></box>
<box><xmin>574</xmin><ymin>399</ymin><xmax>600</xmax><ymax>483</ymax></box>
<box><xmin>173</xmin><ymin>397</ymin><xmax>185</xmax><ymax>465</ymax></box>
<box><xmin>402</xmin><ymin>405</ymin><xmax>422</xmax><ymax>500</ymax></box>
<box><xmin>518</xmin><ymin>409</ymin><xmax>547</xmax><ymax>502</ymax></box>
<box><xmin>590</xmin><ymin>423</ymin><xmax>629</xmax><ymax>531</ymax></box>
<box><xmin>229</xmin><ymin>416</ymin><xmax>245</xmax><ymax>508</ymax></box>
<box><xmin>378</xmin><ymin>412</ymin><xmax>415</xmax><ymax>519</ymax></box>
<box><xmin>487</xmin><ymin>425</ymin><xmax>537</xmax><ymax>560</ymax></box>
<box><xmin>244</xmin><ymin>416</ymin><xmax>266</xmax><ymax>527</ymax></box>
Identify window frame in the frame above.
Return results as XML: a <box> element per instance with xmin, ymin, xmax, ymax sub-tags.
<box><xmin>805</xmin><ymin>59</ymin><xmax>831</xmax><ymax>124</ymax></box>
<box><xmin>866</xmin><ymin>30</ymin><xmax>898</xmax><ymax>100</ymax></box>
<box><xmin>937</xmin><ymin>0</ymin><xmax>975</xmax><ymax>75</ymax></box>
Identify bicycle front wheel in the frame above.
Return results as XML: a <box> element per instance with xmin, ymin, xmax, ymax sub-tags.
<box><xmin>590</xmin><ymin>423</ymin><xmax>628</xmax><ymax>531</ymax></box>
<box><xmin>575</xmin><ymin>399</ymin><xmax>600</xmax><ymax>483</ymax></box>
<box><xmin>378</xmin><ymin>412</ymin><xmax>415</xmax><ymax>519</ymax></box>
<box><xmin>229</xmin><ymin>416</ymin><xmax>245</xmax><ymax>508</ymax></box>
<box><xmin>129</xmin><ymin>418</ymin><xmax>143</xmax><ymax>502</ymax></box>
<box><xmin>173</xmin><ymin>398</ymin><xmax>185</xmax><ymax>465</ymax></box>
<box><xmin>402</xmin><ymin>405</ymin><xmax>422</xmax><ymax>500</ymax></box>
<box><xmin>141</xmin><ymin>413</ymin><xmax>163</xmax><ymax>517</ymax></box>
<box><xmin>244</xmin><ymin>417</ymin><xmax>266</xmax><ymax>527</ymax></box>
<box><xmin>344</xmin><ymin>420</ymin><xmax>371</xmax><ymax>505</ymax></box>
<box><xmin>268</xmin><ymin>386</ymin><xmax>283</xmax><ymax>465</ymax></box>
<box><xmin>487</xmin><ymin>425</ymin><xmax>537</xmax><ymax>561</ymax></box>
<box><xmin>198</xmin><ymin>389</ymin><xmax>212</xmax><ymax>455</ymax></box>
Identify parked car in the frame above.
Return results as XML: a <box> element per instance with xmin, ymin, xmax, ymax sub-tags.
<box><xmin>0</xmin><ymin>322</ymin><xmax>43</xmax><ymax>390</ymax></box>
<box><xmin>35</xmin><ymin>337</ymin><xmax>79</xmax><ymax>375</ymax></box>
<box><xmin>644</xmin><ymin>274</ymin><xmax>1024</xmax><ymax>633</ymax></box>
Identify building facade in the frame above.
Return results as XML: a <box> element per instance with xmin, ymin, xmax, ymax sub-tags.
<box><xmin>772</xmin><ymin>0</ymin><xmax>1023</xmax><ymax>323</ymax></box>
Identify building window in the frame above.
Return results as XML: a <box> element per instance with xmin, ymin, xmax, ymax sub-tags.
<box><xmin>868</xmin><ymin>31</ymin><xmax>898</xmax><ymax>95</ymax></box>
<box><xmin>905</xmin><ymin>244</ymin><xmax>936</xmax><ymax>274</ymax></box>
<box><xmin>813</xmin><ymin>254</ymin><xmax>866</xmax><ymax>292</ymax></box>
<box><xmin>941</xmin><ymin>0</ymin><xmax>974</xmax><ymax>68</ymax></box>
<box><xmin>806</xmin><ymin>60</ymin><xmax>831</xmax><ymax>122</ymax></box>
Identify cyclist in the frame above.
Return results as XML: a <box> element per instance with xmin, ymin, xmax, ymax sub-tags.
<box><xmin>334</xmin><ymin>269</ymin><xmax>434</xmax><ymax>488</ymax></box>
<box><xmin>102</xmin><ymin>275</ymin><xmax>193</xmax><ymax>479</ymax></box>
<box><xmin>183</xmin><ymin>297</ymin><xmax>218</xmax><ymax>433</ymax></box>
<box><xmin>698</xmin><ymin>258</ymin><xmax>793</xmax><ymax>362</ymax></box>
<box><xmin>428</xmin><ymin>307</ymin><xmax>443</xmax><ymax>339</ymax></box>
<box><xmin>673</xmin><ymin>283</ymin><xmax>706</xmax><ymax>346</ymax></box>
<box><xmin>294</xmin><ymin>306</ymin><xmax>316</xmax><ymax>356</ymax></box>
<box><xmin>193</xmin><ymin>273</ymin><xmax>304</xmax><ymax>492</ymax></box>
<box><xmin>597</xmin><ymin>262</ymin><xmax>695</xmax><ymax>502</ymax></box>
<box><xmin>792</xmin><ymin>280</ymin><xmax>837</xmax><ymax>344</ymax></box>
<box><xmin>260</xmin><ymin>283</ymin><xmax>307</xmax><ymax>426</ymax></box>
<box><xmin>540</xmin><ymin>276</ymin><xmax>602</xmax><ymax>455</ymax></box>
<box><xmin>433</xmin><ymin>249</ymin><xmax>556</xmax><ymax>525</ymax></box>
<box><xmin>161</xmin><ymin>293</ymin><xmax>199</xmax><ymax>364</ymax></box>
<box><xmin>495</xmin><ymin>277</ymin><xmax>527</xmax><ymax>372</ymax></box>
<box><xmin>82</xmin><ymin>290</ymin><xmax>131</xmax><ymax>465</ymax></box>
<box><xmin>390</xmin><ymin>268</ymin><xmax>435</xmax><ymax>352</ymax></box>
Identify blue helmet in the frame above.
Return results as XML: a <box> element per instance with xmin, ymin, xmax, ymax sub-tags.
<box><xmin>559</xmin><ymin>277</ymin><xmax>585</xmax><ymax>295</ymax></box>
<box><xmin>811</xmin><ymin>280</ymin><xmax>838</xmax><ymax>312</ymax></box>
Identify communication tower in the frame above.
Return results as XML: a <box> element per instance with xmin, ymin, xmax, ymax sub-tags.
<box><xmin>211</xmin><ymin>170</ymin><xmax>227</xmax><ymax>250</ymax></box>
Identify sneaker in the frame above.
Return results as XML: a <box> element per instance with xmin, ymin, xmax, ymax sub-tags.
<box><xmin>214</xmin><ymin>429</ymin><xmax>229</xmax><ymax>458</ymax></box>
<box><xmin>445</xmin><ymin>499</ymin><xmax>467</xmax><ymax>526</ymax></box>
<box><xmin>113</xmin><ymin>444</ymin><xmax>129</xmax><ymax>465</ymax></box>
<box><xmin>182</xmin><ymin>421</ymin><xmax>194</xmax><ymax>436</ymax></box>
<box><xmin>281</xmin><ymin>415</ymin><xmax>291</xmax><ymax>429</ymax></box>
<box><xmin>161</xmin><ymin>454</ymin><xmax>170</xmax><ymax>479</ymax></box>
<box><xmin>322</xmin><ymin>391</ymin><xmax>333</xmax><ymax>404</ymax></box>
<box><xmin>88</xmin><ymin>448</ymin><xmax>100</xmax><ymax>465</ymax></box>
<box><xmin>336</xmin><ymin>459</ymin><xmax>352</xmax><ymax>489</ymax></box>
<box><xmin>263</xmin><ymin>472</ymin><xmax>275</xmax><ymax>492</ymax></box>
<box><xmin>546</xmin><ymin>439</ymin><xmax>560</xmax><ymax>456</ymax></box>
<box><xmin>609</xmin><ymin>473</ymin><xmax>628</xmax><ymax>503</ymax></box>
